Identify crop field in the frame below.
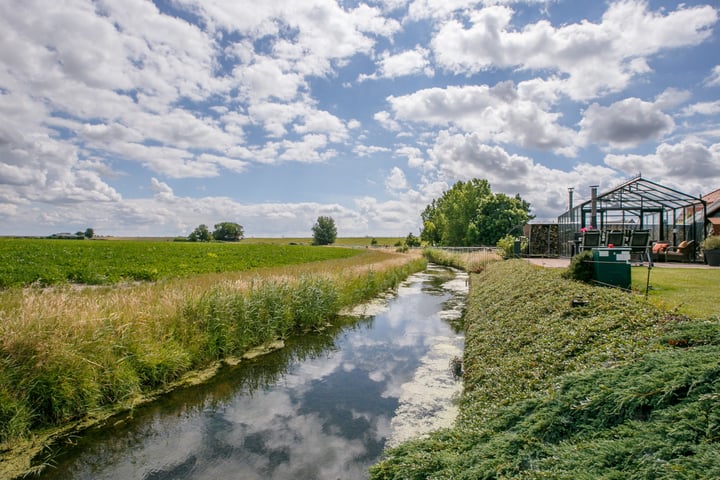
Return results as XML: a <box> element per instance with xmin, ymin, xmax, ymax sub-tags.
<box><xmin>0</xmin><ymin>238</ymin><xmax>363</xmax><ymax>288</ymax></box>
<box><xmin>243</xmin><ymin>236</ymin><xmax>405</xmax><ymax>247</ymax></box>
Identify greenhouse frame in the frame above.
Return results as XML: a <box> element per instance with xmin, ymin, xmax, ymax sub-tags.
<box><xmin>557</xmin><ymin>176</ymin><xmax>707</xmax><ymax>258</ymax></box>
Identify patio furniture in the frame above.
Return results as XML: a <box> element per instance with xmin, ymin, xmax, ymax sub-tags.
<box><xmin>628</xmin><ymin>230</ymin><xmax>651</xmax><ymax>262</ymax></box>
<box><xmin>650</xmin><ymin>241</ymin><xmax>671</xmax><ymax>262</ymax></box>
<box><xmin>605</xmin><ymin>230</ymin><xmax>625</xmax><ymax>246</ymax></box>
<box><xmin>664</xmin><ymin>240</ymin><xmax>696</xmax><ymax>263</ymax></box>
<box><xmin>581</xmin><ymin>230</ymin><xmax>601</xmax><ymax>251</ymax></box>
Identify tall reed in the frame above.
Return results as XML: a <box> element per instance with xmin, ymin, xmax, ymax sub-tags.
<box><xmin>423</xmin><ymin>247</ymin><xmax>501</xmax><ymax>272</ymax></box>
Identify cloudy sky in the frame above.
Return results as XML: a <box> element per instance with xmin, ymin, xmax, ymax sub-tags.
<box><xmin>1</xmin><ymin>0</ymin><xmax>719</xmax><ymax>238</ymax></box>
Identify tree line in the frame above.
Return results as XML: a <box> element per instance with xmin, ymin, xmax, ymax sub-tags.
<box><xmin>186</xmin><ymin>217</ymin><xmax>338</xmax><ymax>245</ymax></box>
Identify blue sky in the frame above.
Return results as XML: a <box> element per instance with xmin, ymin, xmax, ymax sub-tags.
<box><xmin>1</xmin><ymin>0</ymin><xmax>719</xmax><ymax>238</ymax></box>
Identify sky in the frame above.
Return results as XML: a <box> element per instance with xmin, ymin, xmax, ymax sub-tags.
<box><xmin>1</xmin><ymin>0</ymin><xmax>719</xmax><ymax>238</ymax></box>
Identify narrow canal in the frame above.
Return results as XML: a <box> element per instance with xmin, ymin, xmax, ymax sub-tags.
<box><xmin>38</xmin><ymin>265</ymin><xmax>467</xmax><ymax>480</ymax></box>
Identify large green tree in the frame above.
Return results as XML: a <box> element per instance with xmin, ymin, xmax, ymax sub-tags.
<box><xmin>213</xmin><ymin>222</ymin><xmax>244</xmax><ymax>241</ymax></box>
<box><xmin>420</xmin><ymin>179</ymin><xmax>532</xmax><ymax>246</ymax></box>
<box><xmin>312</xmin><ymin>216</ymin><xmax>337</xmax><ymax>245</ymax></box>
<box><xmin>188</xmin><ymin>224</ymin><xmax>211</xmax><ymax>242</ymax></box>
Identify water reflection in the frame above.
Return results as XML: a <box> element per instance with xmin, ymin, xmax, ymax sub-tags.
<box><xmin>38</xmin><ymin>266</ymin><xmax>466</xmax><ymax>480</ymax></box>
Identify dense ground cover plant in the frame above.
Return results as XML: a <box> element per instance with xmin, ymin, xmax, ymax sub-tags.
<box><xmin>0</xmin><ymin>239</ymin><xmax>361</xmax><ymax>288</ymax></box>
<box><xmin>0</xmin><ymin>248</ymin><xmax>425</xmax><ymax>476</ymax></box>
<box><xmin>371</xmin><ymin>260</ymin><xmax>720</xmax><ymax>479</ymax></box>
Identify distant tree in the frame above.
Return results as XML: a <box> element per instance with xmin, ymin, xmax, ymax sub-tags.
<box><xmin>405</xmin><ymin>232</ymin><xmax>421</xmax><ymax>247</ymax></box>
<box><xmin>84</xmin><ymin>228</ymin><xmax>94</xmax><ymax>239</ymax></box>
<box><xmin>75</xmin><ymin>231</ymin><xmax>84</xmax><ymax>238</ymax></box>
<box><xmin>188</xmin><ymin>224</ymin><xmax>212</xmax><ymax>242</ymax></box>
<box><xmin>213</xmin><ymin>222</ymin><xmax>244</xmax><ymax>241</ymax></box>
<box><xmin>312</xmin><ymin>216</ymin><xmax>337</xmax><ymax>245</ymax></box>
<box><xmin>420</xmin><ymin>179</ymin><xmax>533</xmax><ymax>246</ymax></box>
<box><xmin>370</xmin><ymin>237</ymin><xmax>378</xmax><ymax>246</ymax></box>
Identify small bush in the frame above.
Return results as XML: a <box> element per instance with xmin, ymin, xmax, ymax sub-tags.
<box><xmin>562</xmin><ymin>250</ymin><xmax>594</xmax><ymax>282</ymax></box>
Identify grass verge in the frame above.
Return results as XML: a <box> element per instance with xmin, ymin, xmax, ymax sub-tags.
<box><xmin>370</xmin><ymin>260</ymin><xmax>720</xmax><ymax>479</ymax></box>
<box><xmin>632</xmin><ymin>265</ymin><xmax>720</xmax><ymax>320</ymax></box>
<box><xmin>0</xmin><ymin>249</ymin><xmax>425</xmax><ymax>478</ymax></box>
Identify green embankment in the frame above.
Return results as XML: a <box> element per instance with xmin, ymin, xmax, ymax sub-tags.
<box><xmin>371</xmin><ymin>260</ymin><xmax>720</xmax><ymax>479</ymax></box>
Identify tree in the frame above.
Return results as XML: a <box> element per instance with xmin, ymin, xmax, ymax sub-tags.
<box><xmin>312</xmin><ymin>216</ymin><xmax>337</xmax><ymax>245</ymax></box>
<box><xmin>213</xmin><ymin>222</ymin><xmax>244</xmax><ymax>241</ymax></box>
<box><xmin>405</xmin><ymin>232</ymin><xmax>421</xmax><ymax>247</ymax></box>
<box><xmin>188</xmin><ymin>224</ymin><xmax>211</xmax><ymax>242</ymax></box>
<box><xmin>84</xmin><ymin>228</ymin><xmax>94</xmax><ymax>239</ymax></box>
<box><xmin>420</xmin><ymin>179</ymin><xmax>533</xmax><ymax>246</ymax></box>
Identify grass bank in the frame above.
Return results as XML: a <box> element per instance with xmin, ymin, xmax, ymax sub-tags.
<box><xmin>371</xmin><ymin>260</ymin><xmax>720</xmax><ymax>479</ymax></box>
<box><xmin>0</xmin><ymin>249</ymin><xmax>425</xmax><ymax>478</ymax></box>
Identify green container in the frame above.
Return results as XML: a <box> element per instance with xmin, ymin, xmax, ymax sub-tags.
<box><xmin>592</xmin><ymin>247</ymin><xmax>631</xmax><ymax>289</ymax></box>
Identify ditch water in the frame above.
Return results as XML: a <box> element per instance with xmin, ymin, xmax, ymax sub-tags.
<box><xmin>37</xmin><ymin>265</ymin><xmax>468</xmax><ymax>480</ymax></box>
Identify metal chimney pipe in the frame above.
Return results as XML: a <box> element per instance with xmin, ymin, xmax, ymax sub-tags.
<box><xmin>590</xmin><ymin>185</ymin><xmax>598</xmax><ymax>229</ymax></box>
<box><xmin>568</xmin><ymin>187</ymin><xmax>574</xmax><ymax>223</ymax></box>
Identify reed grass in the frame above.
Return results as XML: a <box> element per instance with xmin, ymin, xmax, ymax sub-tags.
<box><xmin>423</xmin><ymin>247</ymin><xmax>501</xmax><ymax>273</ymax></box>
<box><xmin>0</xmin><ymin>249</ymin><xmax>426</xmax><ymax>448</ymax></box>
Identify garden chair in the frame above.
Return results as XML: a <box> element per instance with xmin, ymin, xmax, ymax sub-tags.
<box><xmin>581</xmin><ymin>230</ymin><xmax>601</xmax><ymax>251</ymax></box>
<box><xmin>605</xmin><ymin>230</ymin><xmax>625</xmax><ymax>246</ymax></box>
<box><xmin>664</xmin><ymin>240</ymin><xmax>696</xmax><ymax>263</ymax></box>
<box><xmin>628</xmin><ymin>230</ymin><xmax>651</xmax><ymax>262</ymax></box>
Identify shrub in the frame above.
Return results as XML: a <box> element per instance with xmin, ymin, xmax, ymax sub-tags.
<box><xmin>701</xmin><ymin>235</ymin><xmax>720</xmax><ymax>250</ymax></box>
<box><xmin>562</xmin><ymin>249</ymin><xmax>594</xmax><ymax>282</ymax></box>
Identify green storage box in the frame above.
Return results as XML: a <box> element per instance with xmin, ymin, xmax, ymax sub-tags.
<box><xmin>592</xmin><ymin>247</ymin><xmax>631</xmax><ymax>289</ymax></box>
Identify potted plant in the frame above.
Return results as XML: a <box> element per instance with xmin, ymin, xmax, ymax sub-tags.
<box><xmin>701</xmin><ymin>235</ymin><xmax>720</xmax><ymax>266</ymax></box>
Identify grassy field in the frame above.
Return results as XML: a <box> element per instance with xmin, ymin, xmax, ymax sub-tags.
<box><xmin>371</xmin><ymin>260</ymin><xmax>720</xmax><ymax>479</ymax></box>
<box><xmin>243</xmin><ymin>236</ymin><xmax>405</xmax><ymax>247</ymax></box>
<box><xmin>0</xmin><ymin>238</ymin><xmax>363</xmax><ymax>288</ymax></box>
<box><xmin>632</xmin><ymin>265</ymin><xmax>719</xmax><ymax>320</ymax></box>
<box><xmin>0</xmin><ymin>241</ymin><xmax>425</xmax><ymax>478</ymax></box>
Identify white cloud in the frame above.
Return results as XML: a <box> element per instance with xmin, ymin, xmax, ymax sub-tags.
<box><xmin>680</xmin><ymin>101</ymin><xmax>720</xmax><ymax>117</ymax></box>
<box><xmin>605</xmin><ymin>140</ymin><xmax>720</xmax><ymax>184</ymax></box>
<box><xmin>430</xmin><ymin>1</ymin><xmax>718</xmax><ymax>100</ymax></box>
<box><xmin>359</xmin><ymin>46</ymin><xmax>434</xmax><ymax>81</ymax></box>
<box><xmin>706</xmin><ymin>65</ymin><xmax>720</xmax><ymax>86</ymax></box>
<box><xmin>386</xmin><ymin>167</ymin><xmax>409</xmax><ymax>191</ymax></box>
<box><xmin>579</xmin><ymin>97</ymin><xmax>675</xmax><ymax>149</ymax></box>
<box><xmin>386</xmin><ymin>82</ymin><xmax>577</xmax><ymax>154</ymax></box>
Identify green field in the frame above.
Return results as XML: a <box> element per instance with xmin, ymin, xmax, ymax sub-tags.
<box><xmin>0</xmin><ymin>238</ymin><xmax>362</xmax><ymax>288</ymax></box>
<box><xmin>243</xmin><ymin>236</ymin><xmax>405</xmax><ymax>247</ymax></box>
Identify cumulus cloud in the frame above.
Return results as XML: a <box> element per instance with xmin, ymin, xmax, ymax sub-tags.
<box><xmin>359</xmin><ymin>46</ymin><xmax>434</xmax><ymax>81</ymax></box>
<box><xmin>386</xmin><ymin>82</ymin><xmax>577</xmax><ymax>154</ymax></box>
<box><xmin>429</xmin><ymin>1</ymin><xmax>717</xmax><ymax>100</ymax></box>
<box><xmin>579</xmin><ymin>97</ymin><xmax>675</xmax><ymax>149</ymax></box>
<box><xmin>605</xmin><ymin>141</ymin><xmax>720</xmax><ymax>184</ymax></box>
<box><xmin>680</xmin><ymin>101</ymin><xmax>720</xmax><ymax>117</ymax></box>
<box><xmin>386</xmin><ymin>167</ymin><xmax>409</xmax><ymax>191</ymax></box>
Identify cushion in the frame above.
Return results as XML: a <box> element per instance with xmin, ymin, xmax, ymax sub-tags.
<box><xmin>678</xmin><ymin>240</ymin><xmax>688</xmax><ymax>249</ymax></box>
<box><xmin>652</xmin><ymin>242</ymin><xmax>669</xmax><ymax>254</ymax></box>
